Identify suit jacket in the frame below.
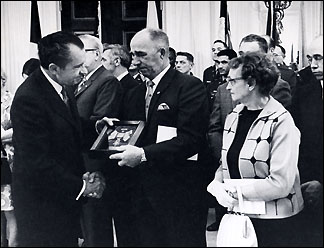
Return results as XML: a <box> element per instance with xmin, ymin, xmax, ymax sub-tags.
<box><xmin>208</xmin><ymin>77</ymin><xmax>292</xmax><ymax>166</ymax></box>
<box><xmin>291</xmin><ymin>66</ymin><xmax>323</xmax><ymax>184</ymax></box>
<box><xmin>277</xmin><ymin>63</ymin><xmax>297</xmax><ymax>97</ymax></box>
<box><xmin>10</xmin><ymin>68</ymin><xmax>85</xmax><ymax>246</ymax></box>
<box><xmin>119</xmin><ymin>73</ymin><xmax>139</xmax><ymax>119</ymax></box>
<box><xmin>123</xmin><ymin>68</ymin><xmax>210</xmax><ymax>246</ymax></box>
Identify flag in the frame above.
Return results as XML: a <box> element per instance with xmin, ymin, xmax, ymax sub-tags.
<box><xmin>30</xmin><ymin>0</ymin><xmax>42</xmax><ymax>58</ymax></box>
<box><xmin>219</xmin><ymin>1</ymin><xmax>232</xmax><ymax>49</ymax></box>
<box><xmin>266</xmin><ymin>1</ymin><xmax>278</xmax><ymax>45</ymax></box>
<box><xmin>146</xmin><ymin>1</ymin><xmax>159</xmax><ymax>29</ymax></box>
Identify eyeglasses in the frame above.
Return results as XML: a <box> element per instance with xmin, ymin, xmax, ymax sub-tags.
<box><xmin>226</xmin><ymin>77</ymin><xmax>244</xmax><ymax>86</ymax></box>
<box><xmin>307</xmin><ymin>54</ymin><xmax>323</xmax><ymax>63</ymax></box>
<box><xmin>85</xmin><ymin>48</ymin><xmax>98</xmax><ymax>52</ymax></box>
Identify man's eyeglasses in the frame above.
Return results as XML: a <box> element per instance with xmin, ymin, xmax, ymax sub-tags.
<box><xmin>85</xmin><ymin>48</ymin><xmax>98</xmax><ymax>52</ymax></box>
<box><xmin>307</xmin><ymin>54</ymin><xmax>323</xmax><ymax>63</ymax></box>
<box><xmin>226</xmin><ymin>77</ymin><xmax>244</xmax><ymax>86</ymax></box>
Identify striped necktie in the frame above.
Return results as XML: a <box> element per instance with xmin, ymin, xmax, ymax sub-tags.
<box><xmin>61</xmin><ymin>87</ymin><xmax>70</xmax><ymax>110</ymax></box>
<box><xmin>145</xmin><ymin>80</ymin><xmax>155</xmax><ymax>119</ymax></box>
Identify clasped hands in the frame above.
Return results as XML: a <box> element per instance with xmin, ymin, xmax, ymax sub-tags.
<box><xmin>207</xmin><ymin>180</ymin><xmax>239</xmax><ymax>211</ymax></box>
<box><xmin>82</xmin><ymin>171</ymin><xmax>106</xmax><ymax>198</ymax></box>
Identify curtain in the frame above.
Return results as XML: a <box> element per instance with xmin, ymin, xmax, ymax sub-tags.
<box><xmin>1</xmin><ymin>1</ymin><xmax>61</xmax><ymax>94</ymax></box>
<box><xmin>162</xmin><ymin>1</ymin><xmax>269</xmax><ymax>80</ymax></box>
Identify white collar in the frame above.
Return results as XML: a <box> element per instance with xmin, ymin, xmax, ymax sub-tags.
<box><xmin>40</xmin><ymin>66</ymin><xmax>63</xmax><ymax>99</ymax></box>
<box><xmin>117</xmin><ymin>71</ymin><xmax>129</xmax><ymax>81</ymax></box>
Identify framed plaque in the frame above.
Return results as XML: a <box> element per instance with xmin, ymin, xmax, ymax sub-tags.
<box><xmin>90</xmin><ymin>121</ymin><xmax>145</xmax><ymax>154</ymax></box>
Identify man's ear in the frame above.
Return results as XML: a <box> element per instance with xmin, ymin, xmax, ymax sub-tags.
<box><xmin>48</xmin><ymin>63</ymin><xmax>59</xmax><ymax>75</ymax></box>
<box><xmin>160</xmin><ymin>48</ymin><xmax>166</xmax><ymax>58</ymax></box>
<box><xmin>114</xmin><ymin>57</ymin><xmax>120</xmax><ymax>66</ymax></box>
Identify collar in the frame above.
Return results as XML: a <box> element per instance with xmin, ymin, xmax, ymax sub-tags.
<box><xmin>40</xmin><ymin>66</ymin><xmax>63</xmax><ymax>99</ymax></box>
<box><xmin>117</xmin><ymin>70</ymin><xmax>129</xmax><ymax>81</ymax></box>
<box><xmin>151</xmin><ymin>64</ymin><xmax>170</xmax><ymax>89</ymax></box>
<box><xmin>85</xmin><ymin>65</ymin><xmax>102</xmax><ymax>80</ymax></box>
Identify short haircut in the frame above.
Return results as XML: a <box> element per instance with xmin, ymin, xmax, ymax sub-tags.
<box><xmin>228</xmin><ymin>52</ymin><xmax>279</xmax><ymax>96</ymax></box>
<box><xmin>144</xmin><ymin>28</ymin><xmax>170</xmax><ymax>56</ymax></box>
<box><xmin>276</xmin><ymin>44</ymin><xmax>286</xmax><ymax>55</ymax></box>
<box><xmin>22</xmin><ymin>58</ymin><xmax>40</xmax><ymax>76</ymax></box>
<box><xmin>103</xmin><ymin>44</ymin><xmax>132</xmax><ymax>69</ymax></box>
<box><xmin>213</xmin><ymin>39</ymin><xmax>228</xmax><ymax>48</ymax></box>
<box><xmin>78</xmin><ymin>34</ymin><xmax>103</xmax><ymax>54</ymax></box>
<box><xmin>38</xmin><ymin>31</ymin><xmax>84</xmax><ymax>69</ymax></box>
<box><xmin>217</xmin><ymin>49</ymin><xmax>237</xmax><ymax>60</ymax></box>
<box><xmin>176</xmin><ymin>51</ymin><xmax>194</xmax><ymax>63</ymax></box>
<box><xmin>169</xmin><ymin>47</ymin><xmax>176</xmax><ymax>56</ymax></box>
<box><xmin>240</xmin><ymin>34</ymin><xmax>268</xmax><ymax>53</ymax></box>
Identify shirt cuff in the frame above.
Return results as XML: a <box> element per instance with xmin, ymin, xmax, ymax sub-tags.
<box><xmin>140</xmin><ymin>148</ymin><xmax>147</xmax><ymax>162</ymax></box>
<box><xmin>76</xmin><ymin>180</ymin><xmax>86</xmax><ymax>200</ymax></box>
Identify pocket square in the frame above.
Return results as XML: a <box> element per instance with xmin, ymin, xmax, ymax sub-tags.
<box><xmin>157</xmin><ymin>103</ymin><xmax>170</xmax><ymax>110</ymax></box>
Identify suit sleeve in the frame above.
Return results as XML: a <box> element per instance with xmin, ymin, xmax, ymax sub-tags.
<box><xmin>207</xmin><ymin>88</ymin><xmax>223</xmax><ymax>164</ymax></box>
<box><xmin>91</xmin><ymin>77</ymin><xmax>123</xmax><ymax>120</ymax></box>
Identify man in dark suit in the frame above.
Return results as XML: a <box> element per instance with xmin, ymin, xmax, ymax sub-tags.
<box><xmin>291</xmin><ymin>35</ymin><xmax>323</xmax><ymax>247</ymax></box>
<box><xmin>76</xmin><ymin>35</ymin><xmax>124</xmax><ymax>247</ymax></box>
<box><xmin>102</xmin><ymin>44</ymin><xmax>139</xmax><ymax>120</ymax></box>
<box><xmin>105</xmin><ymin>28</ymin><xmax>210</xmax><ymax>246</ymax></box>
<box><xmin>10</xmin><ymin>31</ymin><xmax>105</xmax><ymax>247</ymax></box>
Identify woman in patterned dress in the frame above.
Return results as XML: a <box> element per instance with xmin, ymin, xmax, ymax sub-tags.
<box><xmin>1</xmin><ymin>68</ymin><xmax>17</xmax><ymax>247</ymax></box>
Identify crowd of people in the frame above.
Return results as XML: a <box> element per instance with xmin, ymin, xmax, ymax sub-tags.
<box><xmin>1</xmin><ymin>28</ymin><xmax>322</xmax><ymax>247</ymax></box>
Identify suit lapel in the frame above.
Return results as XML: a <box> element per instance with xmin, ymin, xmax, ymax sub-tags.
<box><xmin>146</xmin><ymin>68</ymin><xmax>174</xmax><ymax>121</ymax></box>
<box><xmin>74</xmin><ymin>66</ymin><xmax>105</xmax><ymax>97</ymax></box>
<box><xmin>38</xmin><ymin>71</ymin><xmax>79</xmax><ymax>128</ymax></box>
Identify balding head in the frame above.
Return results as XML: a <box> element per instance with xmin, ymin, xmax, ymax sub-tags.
<box><xmin>130</xmin><ymin>28</ymin><xmax>170</xmax><ymax>79</ymax></box>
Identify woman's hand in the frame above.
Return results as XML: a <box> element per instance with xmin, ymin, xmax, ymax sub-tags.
<box><xmin>207</xmin><ymin>180</ymin><xmax>238</xmax><ymax>210</ymax></box>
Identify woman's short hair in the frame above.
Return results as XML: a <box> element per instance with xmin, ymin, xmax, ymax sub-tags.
<box><xmin>228</xmin><ymin>52</ymin><xmax>279</xmax><ymax>96</ymax></box>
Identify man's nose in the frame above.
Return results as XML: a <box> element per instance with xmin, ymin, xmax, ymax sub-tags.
<box><xmin>80</xmin><ymin>65</ymin><xmax>88</xmax><ymax>75</ymax></box>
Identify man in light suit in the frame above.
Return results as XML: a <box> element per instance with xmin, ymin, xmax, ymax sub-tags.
<box><xmin>10</xmin><ymin>31</ymin><xmax>105</xmax><ymax>247</ymax></box>
<box><xmin>103</xmin><ymin>28</ymin><xmax>210</xmax><ymax>246</ymax></box>
<box><xmin>76</xmin><ymin>35</ymin><xmax>123</xmax><ymax>247</ymax></box>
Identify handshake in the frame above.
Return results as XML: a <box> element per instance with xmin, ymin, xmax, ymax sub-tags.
<box><xmin>82</xmin><ymin>171</ymin><xmax>106</xmax><ymax>198</ymax></box>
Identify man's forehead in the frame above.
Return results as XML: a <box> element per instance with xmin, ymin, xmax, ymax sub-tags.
<box><xmin>239</xmin><ymin>41</ymin><xmax>260</xmax><ymax>53</ymax></box>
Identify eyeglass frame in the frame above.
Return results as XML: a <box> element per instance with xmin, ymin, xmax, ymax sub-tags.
<box><xmin>226</xmin><ymin>77</ymin><xmax>245</xmax><ymax>86</ymax></box>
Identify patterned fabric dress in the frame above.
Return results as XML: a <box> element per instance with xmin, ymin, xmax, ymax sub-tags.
<box><xmin>1</xmin><ymin>90</ymin><xmax>14</xmax><ymax>211</ymax></box>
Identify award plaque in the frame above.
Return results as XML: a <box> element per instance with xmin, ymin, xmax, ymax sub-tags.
<box><xmin>90</xmin><ymin>121</ymin><xmax>145</xmax><ymax>154</ymax></box>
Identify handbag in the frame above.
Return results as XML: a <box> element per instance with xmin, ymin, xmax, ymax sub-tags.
<box><xmin>1</xmin><ymin>144</ymin><xmax>12</xmax><ymax>185</ymax></box>
<box><xmin>216</xmin><ymin>186</ymin><xmax>258</xmax><ymax>247</ymax></box>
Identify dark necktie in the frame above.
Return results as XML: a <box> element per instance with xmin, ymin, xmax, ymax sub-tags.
<box><xmin>145</xmin><ymin>80</ymin><xmax>155</xmax><ymax>119</ymax></box>
<box><xmin>61</xmin><ymin>87</ymin><xmax>70</xmax><ymax>110</ymax></box>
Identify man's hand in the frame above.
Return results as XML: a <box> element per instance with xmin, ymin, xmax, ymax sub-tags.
<box><xmin>109</xmin><ymin>145</ymin><xmax>143</xmax><ymax>168</ymax></box>
<box><xmin>83</xmin><ymin>171</ymin><xmax>106</xmax><ymax>198</ymax></box>
<box><xmin>95</xmin><ymin>117</ymin><xmax>119</xmax><ymax>134</ymax></box>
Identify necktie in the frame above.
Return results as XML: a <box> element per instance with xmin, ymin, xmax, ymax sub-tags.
<box><xmin>61</xmin><ymin>87</ymin><xmax>70</xmax><ymax>110</ymax></box>
<box><xmin>145</xmin><ymin>80</ymin><xmax>155</xmax><ymax>119</ymax></box>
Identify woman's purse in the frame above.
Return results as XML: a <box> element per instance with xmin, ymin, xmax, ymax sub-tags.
<box><xmin>216</xmin><ymin>186</ymin><xmax>258</xmax><ymax>247</ymax></box>
<box><xmin>1</xmin><ymin>143</ymin><xmax>12</xmax><ymax>185</ymax></box>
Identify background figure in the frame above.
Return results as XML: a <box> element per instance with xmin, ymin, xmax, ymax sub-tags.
<box><xmin>22</xmin><ymin>58</ymin><xmax>40</xmax><ymax>79</ymax></box>
<box><xmin>291</xmin><ymin>35</ymin><xmax>323</xmax><ymax>247</ymax></box>
<box><xmin>262</xmin><ymin>35</ymin><xmax>298</xmax><ymax>97</ymax></box>
<box><xmin>203</xmin><ymin>40</ymin><xmax>228</xmax><ymax>110</ymax></box>
<box><xmin>101</xmin><ymin>43</ymin><xmax>139</xmax><ymax>120</ymax></box>
<box><xmin>168</xmin><ymin>47</ymin><xmax>176</xmax><ymax>69</ymax></box>
<box><xmin>1</xmin><ymin>68</ymin><xmax>18</xmax><ymax>247</ymax></box>
<box><xmin>129</xmin><ymin>59</ymin><xmax>145</xmax><ymax>84</ymax></box>
<box><xmin>76</xmin><ymin>35</ymin><xmax>124</xmax><ymax>247</ymax></box>
<box><xmin>175</xmin><ymin>51</ymin><xmax>194</xmax><ymax>75</ymax></box>
<box><xmin>107</xmin><ymin>28</ymin><xmax>211</xmax><ymax>246</ymax></box>
<box><xmin>207</xmin><ymin>52</ymin><xmax>304</xmax><ymax>247</ymax></box>
<box><xmin>206</xmin><ymin>49</ymin><xmax>237</xmax><ymax>232</ymax></box>
<box><xmin>10</xmin><ymin>31</ymin><xmax>105</xmax><ymax>247</ymax></box>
